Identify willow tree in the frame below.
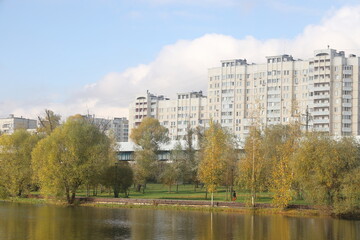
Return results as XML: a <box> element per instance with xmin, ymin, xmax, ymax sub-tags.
<box><xmin>198</xmin><ymin>121</ymin><xmax>234</xmax><ymax>206</ymax></box>
<box><xmin>0</xmin><ymin>130</ymin><xmax>40</xmax><ymax>198</ymax></box>
<box><xmin>130</xmin><ymin>117</ymin><xmax>169</xmax><ymax>192</ymax></box>
<box><xmin>293</xmin><ymin>134</ymin><xmax>360</xmax><ymax>212</ymax></box>
<box><xmin>32</xmin><ymin>116</ymin><xmax>113</xmax><ymax>204</ymax></box>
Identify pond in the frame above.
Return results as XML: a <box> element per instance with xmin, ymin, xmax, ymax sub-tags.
<box><xmin>1</xmin><ymin>201</ymin><xmax>359</xmax><ymax>240</ymax></box>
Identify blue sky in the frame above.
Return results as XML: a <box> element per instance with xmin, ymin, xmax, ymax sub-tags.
<box><xmin>1</xmin><ymin>0</ymin><xmax>360</xmax><ymax>119</ymax></box>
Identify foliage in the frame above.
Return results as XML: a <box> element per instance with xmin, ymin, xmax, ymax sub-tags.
<box><xmin>32</xmin><ymin>116</ymin><xmax>113</xmax><ymax>204</ymax></box>
<box><xmin>198</xmin><ymin>121</ymin><xmax>235</xmax><ymax>197</ymax></box>
<box><xmin>293</xmin><ymin>134</ymin><xmax>360</xmax><ymax>212</ymax></box>
<box><xmin>269</xmin><ymin>124</ymin><xmax>301</xmax><ymax>208</ymax></box>
<box><xmin>0</xmin><ymin>130</ymin><xmax>40</xmax><ymax>198</ymax></box>
<box><xmin>130</xmin><ymin>117</ymin><xmax>169</xmax><ymax>151</ymax></box>
<box><xmin>102</xmin><ymin>163</ymin><xmax>133</xmax><ymax>198</ymax></box>
<box><xmin>37</xmin><ymin>109</ymin><xmax>61</xmax><ymax>135</ymax></box>
<box><xmin>237</xmin><ymin>126</ymin><xmax>265</xmax><ymax>204</ymax></box>
<box><xmin>130</xmin><ymin>118</ymin><xmax>169</xmax><ymax>191</ymax></box>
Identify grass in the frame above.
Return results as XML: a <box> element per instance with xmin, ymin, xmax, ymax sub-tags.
<box><xmin>76</xmin><ymin>183</ymin><xmax>309</xmax><ymax>205</ymax></box>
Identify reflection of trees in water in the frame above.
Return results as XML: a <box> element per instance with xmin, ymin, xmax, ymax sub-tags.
<box><xmin>1</xmin><ymin>203</ymin><xmax>360</xmax><ymax>240</ymax></box>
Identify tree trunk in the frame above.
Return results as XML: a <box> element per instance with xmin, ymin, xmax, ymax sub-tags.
<box><xmin>211</xmin><ymin>192</ymin><xmax>214</xmax><ymax>207</ymax></box>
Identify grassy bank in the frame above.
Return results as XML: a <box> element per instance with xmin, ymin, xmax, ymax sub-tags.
<box><xmin>77</xmin><ymin>183</ymin><xmax>305</xmax><ymax>204</ymax></box>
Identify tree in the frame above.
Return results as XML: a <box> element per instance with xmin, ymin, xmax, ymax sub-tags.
<box><xmin>102</xmin><ymin>163</ymin><xmax>133</xmax><ymax>198</ymax></box>
<box><xmin>0</xmin><ymin>130</ymin><xmax>40</xmax><ymax>198</ymax></box>
<box><xmin>293</xmin><ymin>134</ymin><xmax>360</xmax><ymax>211</ymax></box>
<box><xmin>37</xmin><ymin>109</ymin><xmax>61</xmax><ymax>135</ymax></box>
<box><xmin>198</xmin><ymin>121</ymin><xmax>234</xmax><ymax>206</ymax></box>
<box><xmin>32</xmin><ymin>116</ymin><xmax>113</xmax><ymax>204</ymax></box>
<box><xmin>130</xmin><ymin>117</ymin><xmax>169</xmax><ymax>192</ymax></box>
<box><xmin>267</xmin><ymin>124</ymin><xmax>301</xmax><ymax>208</ymax></box>
<box><xmin>237</xmin><ymin>126</ymin><xmax>265</xmax><ymax>206</ymax></box>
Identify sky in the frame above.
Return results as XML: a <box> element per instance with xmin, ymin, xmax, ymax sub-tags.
<box><xmin>1</xmin><ymin>0</ymin><xmax>360</xmax><ymax>120</ymax></box>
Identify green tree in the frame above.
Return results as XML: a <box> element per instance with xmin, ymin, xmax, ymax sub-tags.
<box><xmin>0</xmin><ymin>130</ymin><xmax>40</xmax><ymax>198</ymax></box>
<box><xmin>32</xmin><ymin>116</ymin><xmax>113</xmax><ymax>204</ymax></box>
<box><xmin>102</xmin><ymin>163</ymin><xmax>133</xmax><ymax>198</ymax></box>
<box><xmin>198</xmin><ymin>121</ymin><xmax>233</xmax><ymax>206</ymax></box>
<box><xmin>293</xmin><ymin>134</ymin><xmax>360</xmax><ymax>211</ymax></box>
<box><xmin>130</xmin><ymin>117</ymin><xmax>169</xmax><ymax>192</ymax></box>
<box><xmin>37</xmin><ymin>109</ymin><xmax>61</xmax><ymax>135</ymax></box>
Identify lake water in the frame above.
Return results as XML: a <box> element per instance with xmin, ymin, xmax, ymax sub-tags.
<box><xmin>1</xmin><ymin>201</ymin><xmax>360</xmax><ymax>240</ymax></box>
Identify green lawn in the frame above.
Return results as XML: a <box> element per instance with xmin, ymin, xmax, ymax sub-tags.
<box><xmin>76</xmin><ymin>183</ymin><xmax>308</xmax><ymax>205</ymax></box>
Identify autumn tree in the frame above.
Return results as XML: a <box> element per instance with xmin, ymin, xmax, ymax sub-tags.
<box><xmin>32</xmin><ymin>116</ymin><xmax>113</xmax><ymax>204</ymax></box>
<box><xmin>102</xmin><ymin>162</ymin><xmax>133</xmax><ymax>198</ymax></box>
<box><xmin>0</xmin><ymin>130</ymin><xmax>40</xmax><ymax>198</ymax></box>
<box><xmin>269</xmin><ymin>124</ymin><xmax>301</xmax><ymax>208</ymax></box>
<box><xmin>293</xmin><ymin>134</ymin><xmax>360</xmax><ymax>212</ymax></box>
<box><xmin>237</xmin><ymin>126</ymin><xmax>265</xmax><ymax>206</ymax></box>
<box><xmin>37</xmin><ymin>109</ymin><xmax>61</xmax><ymax>135</ymax></box>
<box><xmin>198</xmin><ymin>121</ymin><xmax>234</xmax><ymax>206</ymax></box>
<box><xmin>130</xmin><ymin>117</ymin><xmax>169</xmax><ymax>192</ymax></box>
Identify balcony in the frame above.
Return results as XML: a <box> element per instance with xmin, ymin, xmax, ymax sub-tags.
<box><xmin>311</xmin><ymin>86</ymin><xmax>330</xmax><ymax>92</ymax></box>
<box><xmin>342</xmin><ymin>119</ymin><xmax>352</xmax><ymax>124</ymax></box>
<box><xmin>342</xmin><ymin>111</ymin><xmax>352</xmax><ymax>115</ymax></box>
<box><xmin>313</xmin><ymin>118</ymin><xmax>330</xmax><ymax>124</ymax></box>
<box><xmin>343</xmin><ymin>78</ymin><xmax>352</xmax><ymax>83</ymax></box>
<box><xmin>313</xmin><ymin>102</ymin><xmax>330</xmax><ymax>108</ymax></box>
<box><xmin>314</xmin><ymin>127</ymin><xmax>330</xmax><ymax>132</ymax></box>
<box><xmin>343</xmin><ymin>70</ymin><xmax>352</xmax><ymax>75</ymax></box>
<box><xmin>313</xmin><ymin>93</ymin><xmax>330</xmax><ymax>99</ymax></box>
<box><xmin>312</xmin><ymin>110</ymin><xmax>330</xmax><ymax>116</ymax></box>
<box><xmin>342</xmin><ymin>103</ymin><xmax>352</xmax><ymax>107</ymax></box>
<box><xmin>342</xmin><ymin>127</ymin><xmax>352</xmax><ymax>132</ymax></box>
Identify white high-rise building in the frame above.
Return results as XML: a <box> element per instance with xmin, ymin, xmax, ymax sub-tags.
<box><xmin>129</xmin><ymin>91</ymin><xmax>208</xmax><ymax>140</ymax></box>
<box><xmin>208</xmin><ymin>49</ymin><xmax>360</xmax><ymax>140</ymax></box>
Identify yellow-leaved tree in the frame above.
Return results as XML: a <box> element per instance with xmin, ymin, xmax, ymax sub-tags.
<box><xmin>198</xmin><ymin>121</ymin><xmax>235</xmax><ymax>206</ymax></box>
<box><xmin>32</xmin><ymin>116</ymin><xmax>114</xmax><ymax>204</ymax></box>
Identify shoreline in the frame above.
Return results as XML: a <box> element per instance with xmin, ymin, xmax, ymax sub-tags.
<box><xmin>1</xmin><ymin>196</ymin><xmax>342</xmax><ymax>219</ymax></box>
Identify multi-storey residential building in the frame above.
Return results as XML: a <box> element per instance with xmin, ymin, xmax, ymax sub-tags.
<box><xmin>83</xmin><ymin>115</ymin><xmax>129</xmax><ymax>142</ymax></box>
<box><xmin>0</xmin><ymin>114</ymin><xmax>37</xmax><ymax>134</ymax></box>
<box><xmin>129</xmin><ymin>91</ymin><xmax>208</xmax><ymax>140</ymax></box>
<box><xmin>129</xmin><ymin>90</ymin><xmax>169</xmax><ymax>129</ymax></box>
<box><xmin>208</xmin><ymin>48</ymin><xmax>360</xmax><ymax>140</ymax></box>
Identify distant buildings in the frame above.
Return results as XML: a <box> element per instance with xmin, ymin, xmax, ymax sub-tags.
<box><xmin>129</xmin><ymin>48</ymin><xmax>360</xmax><ymax>141</ymax></box>
<box><xmin>0</xmin><ymin>114</ymin><xmax>37</xmax><ymax>134</ymax></box>
<box><xmin>83</xmin><ymin>115</ymin><xmax>129</xmax><ymax>142</ymax></box>
<box><xmin>208</xmin><ymin>48</ymin><xmax>360</xmax><ymax>139</ymax></box>
<box><xmin>129</xmin><ymin>91</ymin><xmax>208</xmax><ymax>140</ymax></box>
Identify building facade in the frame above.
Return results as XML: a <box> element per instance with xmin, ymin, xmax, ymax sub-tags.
<box><xmin>129</xmin><ymin>91</ymin><xmax>208</xmax><ymax>140</ymax></box>
<box><xmin>208</xmin><ymin>49</ymin><xmax>360</xmax><ymax>140</ymax></box>
<box><xmin>83</xmin><ymin>115</ymin><xmax>129</xmax><ymax>142</ymax></box>
<box><xmin>0</xmin><ymin>115</ymin><xmax>37</xmax><ymax>134</ymax></box>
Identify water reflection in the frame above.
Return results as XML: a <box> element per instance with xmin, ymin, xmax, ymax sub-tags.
<box><xmin>0</xmin><ymin>202</ymin><xmax>359</xmax><ymax>240</ymax></box>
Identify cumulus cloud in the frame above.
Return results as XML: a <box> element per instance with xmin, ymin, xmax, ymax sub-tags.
<box><xmin>2</xmin><ymin>5</ymin><xmax>360</xmax><ymax>120</ymax></box>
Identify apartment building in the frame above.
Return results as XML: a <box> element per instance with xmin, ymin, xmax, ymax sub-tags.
<box><xmin>129</xmin><ymin>91</ymin><xmax>207</xmax><ymax>140</ymax></box>
<box><xmin>83</xmin><ymin>115</ymin><xmax>129</xmax><ymax>142</ymax></box>
<box><xmin>208</xmin><ymin>48</ymin><xmax>360</xmax><ymax>140</ymax></box>
<box><xmin>129</xmin><ymin>90</ymin><xmax>169</xmax><ymax>130</ymax></box>
<box><xmin>0</xmin><ymin>114</ymin><xmax>37</xmax><ymax>134</ymax></box>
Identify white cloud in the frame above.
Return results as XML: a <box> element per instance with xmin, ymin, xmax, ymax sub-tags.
<box><xmin>2</xmin><ymin>5</ymin><xmax>360</xmax><ymax>120</ymax></box>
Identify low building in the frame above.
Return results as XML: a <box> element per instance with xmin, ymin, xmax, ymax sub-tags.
<box><xmin>0</xmin><ymin>114</ymin><xmax>37</xmax><ymax>134</ymax></box>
